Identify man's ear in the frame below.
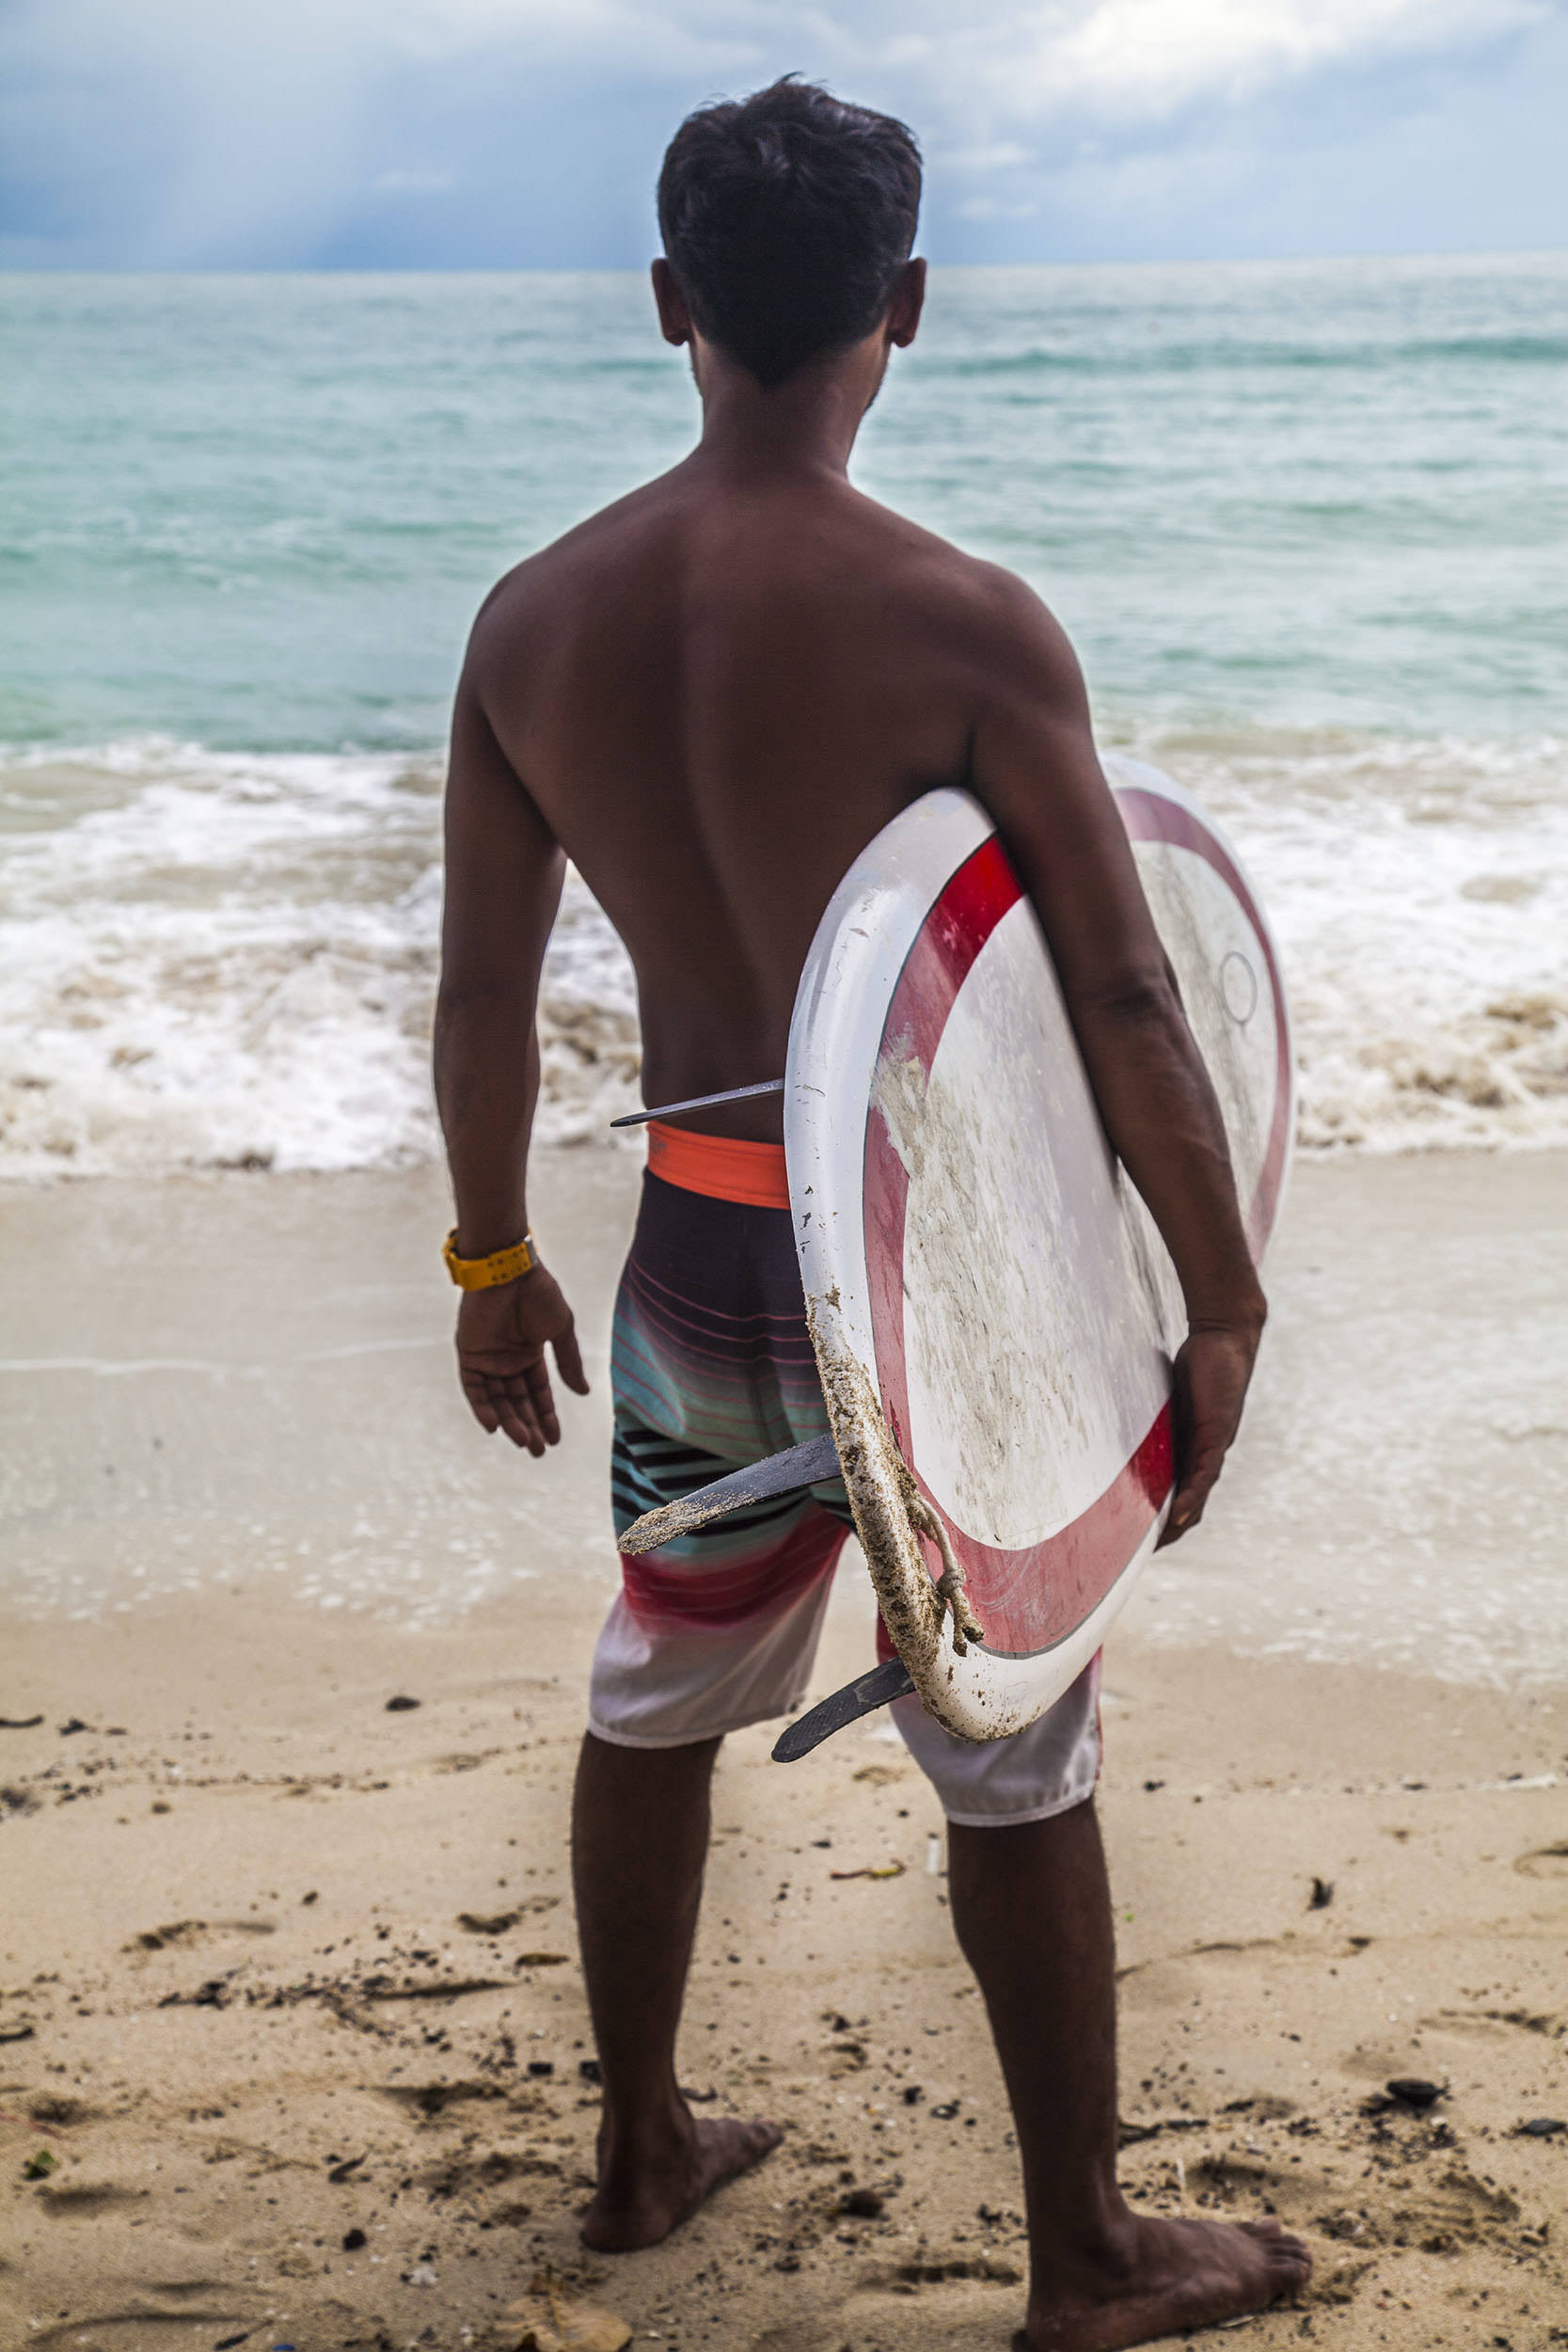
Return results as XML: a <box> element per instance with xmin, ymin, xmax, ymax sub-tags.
<box><xmin>651</xmin><ymin>258</ymin><xmax>692</xmax><ymax>349</ymax></box>
<box><xmin>888</xmin><ymin>257</ymin><xmax>927</xmax><ymax>350</ymax></box>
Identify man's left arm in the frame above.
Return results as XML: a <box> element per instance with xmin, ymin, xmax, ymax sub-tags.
<box><xmin>435</xmin><ymin>660</ymin><xmax>588</xmax><ymax>1454</ymax></box>
<box><xmin>964</xmin><ymin>574</ymin><xmax>1267</xmax><ymax>1544</ymax></box>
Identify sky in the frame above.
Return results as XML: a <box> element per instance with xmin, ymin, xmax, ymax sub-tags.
<box><xmin>2</xmin><ymin>0</ymin><xmax>1564</xmax><ymax>270</ymax></box>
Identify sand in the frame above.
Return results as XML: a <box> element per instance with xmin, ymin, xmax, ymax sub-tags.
<box><xmin>2</xmin><ymin>1147</ymin><xmax>1566</xmax><ymax>2352</ymax></box>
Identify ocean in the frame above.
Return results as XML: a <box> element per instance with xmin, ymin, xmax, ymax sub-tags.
<box><xmin>2</xmin><ymin>253</ymin><xmax>1565</xmax><ymax>1180</ymax></box>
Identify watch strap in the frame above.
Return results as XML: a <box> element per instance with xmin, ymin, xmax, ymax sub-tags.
<box><xmin>443</xmin><ymin>1228</ymin><xmax>539</xmax><ymax>1290</ymax></box>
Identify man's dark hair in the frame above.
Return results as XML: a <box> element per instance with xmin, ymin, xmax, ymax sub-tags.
<box><xmin>657</xmin><ymin>77</ymin><xmax>922</xmax><ymax>390</ymax></box>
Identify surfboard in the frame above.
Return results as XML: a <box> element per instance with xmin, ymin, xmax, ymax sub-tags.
<box><xmin>783</xmin><ymin>755</ymin><xmax>1293</xmax><ymax>1743</ymax></box>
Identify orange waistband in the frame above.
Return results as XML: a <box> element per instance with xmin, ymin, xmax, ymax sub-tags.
<box><xmin>645</xmin><ymin>1120</ymin><xmax>791</xmax><ymax>1212</ymax></box>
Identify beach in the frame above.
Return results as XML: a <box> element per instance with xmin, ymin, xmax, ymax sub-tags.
<box><xmin>4</xmin><ymin>253</ymin><xmax>1566</xmax><ymax>2348</ymax></box>
<box><xmin>3</xmin><ymin>1145</ymin><xmax>1565</xmax><ymax>2351</ymax></box>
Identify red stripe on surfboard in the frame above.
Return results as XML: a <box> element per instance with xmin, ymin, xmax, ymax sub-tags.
<box><xmin>870</xmin><ymin>833</ymin><xmax>1022</xmax><ymax>1076</ymax></box>
<box><xmin>873</xmin><ymin>1408</ymin><xmax>1172</xmax><ymax>1661</ymax></box>
<box><xmin>863</xmin><ymin>834</ymin><xmax>1022</xmax><ymax>1479</ymax></box>
<box><xmin>862</xmin><ymin>787</ymin><xmax>1285</xmax><ymax>1660</ymax></box>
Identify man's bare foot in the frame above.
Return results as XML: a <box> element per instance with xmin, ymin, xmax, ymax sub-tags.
<box><xmin>1017</xmin><ymin>2213</ymin><xmax>1311</xmax><ymax>2350</ymax></box>
<box><xmin>580</xmin><ymin>2113</ymin><xmax>782</xmax><ymax>2252</ymax></box>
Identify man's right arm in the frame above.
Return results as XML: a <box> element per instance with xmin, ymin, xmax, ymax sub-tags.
<box><xmin>965</xmin><ymin>573</ymin><xmax>1267</xmax><ymax>1543</ymax></box>
<box><xmin>435</xmin><ymin>644</ymin><xmax>588</xmax><ymax>1454</ymax></box>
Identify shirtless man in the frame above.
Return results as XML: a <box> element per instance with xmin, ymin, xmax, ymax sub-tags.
<box><xmin>435</xmin><ymin>77</ymin><xmax>1310</xmax><ymax>2350</ymax></box>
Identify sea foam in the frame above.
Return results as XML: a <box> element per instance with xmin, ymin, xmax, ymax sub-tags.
<box><xmin>0</xmin><ymin>728</ymin><xmax>1562</xmax><ymax>1181</ymax></box>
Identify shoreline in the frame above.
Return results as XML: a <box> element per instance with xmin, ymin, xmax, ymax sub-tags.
<box><xmin>2</xmin><ymin>1145</ymin><xmax>1563</xmax><ymax>1686</ymax></box>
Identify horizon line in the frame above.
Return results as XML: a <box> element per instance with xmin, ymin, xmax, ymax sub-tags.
<box><xmin>2</xmin><ymin>244</ymin><xmax>1566</xmax><ymax>281</ymax></box>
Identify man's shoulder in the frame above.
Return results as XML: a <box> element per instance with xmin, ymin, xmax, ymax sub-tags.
<box><xmin>869</xmin><ymin>509</ymin><xmax>1081</xmax><ymax>693</ymax></box>
<box><xmin>851</xmin><ymin>481</ymin><xmax>1052</xmax><ymax>601</ymax></box>
<box><xmin>468</xmin><ymin>477</ymin><xmax>673</xmax><ymax>646</ymax></box>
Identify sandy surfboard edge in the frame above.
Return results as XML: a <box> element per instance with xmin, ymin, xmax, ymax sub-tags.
<box><xmin>785</xmin><ymin>790</ymin><xmax>999</xmax><ymax>1740</ymax></box>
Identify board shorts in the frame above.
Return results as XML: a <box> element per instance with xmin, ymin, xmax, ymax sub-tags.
<box><xmin>587</xmin><ymin>1123</ymin><xmax>1103</xmax><ymax>1827</ymax></box>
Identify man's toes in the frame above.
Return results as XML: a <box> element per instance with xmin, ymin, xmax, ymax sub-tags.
<box><xmin>1227</xmin><ymin>2217</ymin><xmax>1311</xmax><ymax>2298</ymax></box>
<box><xmin>1262</xmin><ymin>2223</ymin><xmax>1310</xmax><ymax>2261</ymax></box>
<box><xmin>1259</xmin><ymin>2228</ymin><xmax>1313</xmax><ymax>2287</ymax></box>
<box><xmin>732</xmin><ymin>2116</ymin><xmax>783</xmax><ymax>2166</ymax></box>
<box><xmin>1240</xmin><ymin>2216</ymin><xmax>1307</xmax><ymax>2259</ymax></box>
<box><xmin>696</xmin><ymin>2114</ymin><xmax>781</xmax><ymax>2196</ymax></box>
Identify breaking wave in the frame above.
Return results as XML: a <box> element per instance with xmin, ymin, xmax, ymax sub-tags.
<box><xmin>0</xmin><ymin>727</ymin><xmax>1562</xmax><ymax>1181</ymax></box>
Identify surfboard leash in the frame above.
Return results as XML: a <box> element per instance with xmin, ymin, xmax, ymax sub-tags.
<box><xmin>892</xmin><ymin>1454</ymin><xmax>983</xmax><ymax>1656</ymax></box>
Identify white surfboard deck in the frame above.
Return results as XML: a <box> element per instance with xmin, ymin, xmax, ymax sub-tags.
<box><xmin>784</xmin><ymin>757</ymin><xmax>1294</xmax><ymax>1743</ymax></box>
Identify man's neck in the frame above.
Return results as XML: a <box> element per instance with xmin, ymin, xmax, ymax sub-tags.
<box><xmin>687</xmin><ymin>339</ymin><xmax>882</xmax><ymax>484</ymax></box>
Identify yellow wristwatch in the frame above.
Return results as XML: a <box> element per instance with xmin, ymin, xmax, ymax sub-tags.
<box><xmin>442</xmin><ymin>1228</ymin><xmax>539</xmax><ymax>1290</ymax></box>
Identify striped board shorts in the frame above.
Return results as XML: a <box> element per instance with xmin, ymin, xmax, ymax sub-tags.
<box><xmin>588</xmin><ymin>1121</ymin><xmax>1102</xmax><ymax>1827</ymax></box>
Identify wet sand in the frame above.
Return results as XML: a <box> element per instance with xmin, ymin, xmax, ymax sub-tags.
<box><xmin>2</xmin><ymin>1148</ymin><xmax>1565</xmax><ymax>2350</ymax></box>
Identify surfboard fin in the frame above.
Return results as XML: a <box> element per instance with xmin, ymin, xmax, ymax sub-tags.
<box><xmin>618</xmin><ymin>1431</ymin><xmax>842</xmax><ymax>1555</ymax></box>
<box><xmin>610</xmin><ymin>1078</ymin><xmax>784</xmax><ymax>1129</ymax></box>
<box><xmin>617</xmin><ymin>1430</ymin><xmax>917</xmax><ymax>1756</ymax></box>
<box><xmin>771</xmin><ymin>1658</ymin><xmax>916</xmax><ymax>1762</ymax></box>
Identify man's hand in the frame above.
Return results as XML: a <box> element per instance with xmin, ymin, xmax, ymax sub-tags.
<box><xmin>1156</xmin><ymin>1318</ymin><xmax>1264</xmax><ymax>1548</ymax></box>
<box><xmin>455</xmin><ymin>1266</ymin><xmax>590</xmax><ymax>1454</ymax></box>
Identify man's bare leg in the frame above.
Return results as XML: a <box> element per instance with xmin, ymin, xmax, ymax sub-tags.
<box><xmin>948</xmin><ymin>1799</ymin><xmax>1311</xmax><ymax>2351</ymax></box>
<box><xmin>572</xmin><ymin>1730</ymin><xmax>781</xmax><ymax>2251</ymax></box>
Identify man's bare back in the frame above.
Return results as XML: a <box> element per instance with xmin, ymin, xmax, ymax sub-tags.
<box><xmin>468</xmin><ymin>478</ymin><xmax>987</xmax><ymax>1129</ymax></box>
<box><xmin>452</xmin><ymin>310</ymin><xmax>1112</xmax><ymax>1139</ymax></box>
<box><xmin>434</xmin><ymin>77</ymin><xmax>1308</xmax><ymax>2349</ymax></box>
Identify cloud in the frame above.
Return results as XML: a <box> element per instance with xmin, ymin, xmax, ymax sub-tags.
<box><xmin>0</xmin><ymin>0</ymin><xmax>1560</xmax><ymax>265</ymax></box>
<box><xmin>1015</xmin><ymin>0</ymin><xmax>1543</xmax><ymax>113</ymax></box>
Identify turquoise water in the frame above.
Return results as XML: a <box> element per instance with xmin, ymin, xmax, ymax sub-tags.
<box><xmin>5</xmin><ymin>254</ymin><xmax>1564</xmax><ymax>749</ymax></box>
<box><xmin>0</xmin><ymin>256</ymin><xmax>1564</xmax><ymax>1177</ymax></box>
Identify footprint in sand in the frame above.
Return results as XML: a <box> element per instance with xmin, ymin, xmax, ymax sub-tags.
<box><xmin>455</xmin><ymin>1894</ymin><xmax>561</xmax><ymax>1933</ymax></box>
<box><xmin>377</xmin><ymin>2076</ymin><xmax>510</xmax><ymax>2118</ymax></box>
<box><xmin>1316</xmin><ymin>2164</ymin><xmax>1520</xmax><ymax>2256</ymax></box>
<box><xmin>24</xmin><ymin>2300</ymin><xmax>256</xmax><ymax>2350</ymax></box>
<box><xmin>125</xmin><ymin>1917</ymin><xmax>278</xmax><ymax>1952</ymax></box>
<box><xmin>26</xmin><ymin>2092</ymin><xmax>96</xmax><ymax>2125</ymax></box>
<box><xmin>420</xmin><ymin>2146</ymin><xmax>557</xmax><ymax>2195</ymax></box>
<box><xmin>1513</xmin><ymin>1839</ymin><xmax>1568</xmax><ymax>1879</ymax></box>
<box><xmin>34</xmin><ymin>2181</ymin><xmax>150</xmax><ymax>2217</ymax></box>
